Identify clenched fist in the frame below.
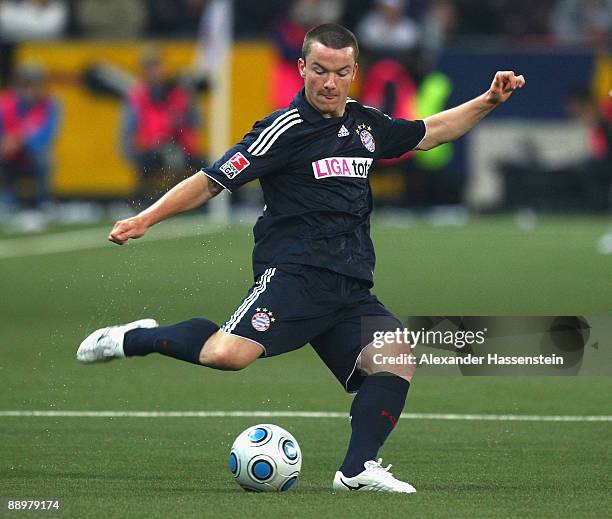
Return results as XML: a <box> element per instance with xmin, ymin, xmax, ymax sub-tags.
<box><xmin>486</xmin><ymin>71</ymin><xmax>526</xmax><ymax>105</ymax></box>
<box><xmin>108</xmin><ymin>216</ymin><xmax>149</xmax><ymax>245</ymax></box>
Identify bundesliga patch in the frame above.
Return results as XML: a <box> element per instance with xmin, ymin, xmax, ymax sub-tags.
<box><xmin>312</xmin><ymin>157</ymin><xmax>373</xmax><ymax>179</ymax></box>
<box><xmin>251</xmin><ymin>308</ymin><xmax>275</xmax><ymax>332</ymax></box>
<box><xmin>357</xmin><ymin>123</ymin><xmax>376</xmax><ymax>153</ymax></box>
<box><xmin>220</xmin><ymin>152</ymin><xmax>250</xmax><ymax>179</ymax></box>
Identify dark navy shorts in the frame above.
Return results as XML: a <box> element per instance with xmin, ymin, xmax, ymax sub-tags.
<box><xmin>221</xmin><ymin>264</ymin><xmax>401</xmax><ymax>393</ymax></box>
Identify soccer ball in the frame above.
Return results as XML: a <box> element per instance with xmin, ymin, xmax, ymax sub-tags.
<box><xmin>229</xmin><ymin>424</ymin><xmax>302</xmax><ymax>492</ymax></box>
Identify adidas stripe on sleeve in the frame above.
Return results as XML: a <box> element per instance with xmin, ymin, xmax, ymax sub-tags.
<box><xmin>202</xmin><ymin>109</ymin><xmax>302</xmax><ymax>192</ymax></box>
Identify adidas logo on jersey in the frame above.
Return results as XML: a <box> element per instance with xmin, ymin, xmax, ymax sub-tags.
<box><xmin>338</xmin><ymin>125</ymin><xmax>349</xmax><ymax>138</ymax></box>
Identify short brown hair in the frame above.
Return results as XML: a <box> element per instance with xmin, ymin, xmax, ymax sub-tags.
<box><xmin>302</xmin><ymin>23</ymin><xmax>359</xmax><ymax>62</ymax></box>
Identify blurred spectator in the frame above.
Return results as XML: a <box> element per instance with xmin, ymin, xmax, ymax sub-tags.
<box><xmin>411</xmin><ymin>69</ymin><xmax>458</xmax><ymax>205</ymax></box>
<box><xmin>360</xmin><ymin>57</ymin><xmax>423</xmax><ymax>206</ymax></box>
<box><xmin>289</xmin><ymin>0</ymin><xmax>343</xmax><ymax>26</ymax></box>
<box><xmin>497</xmin><ymin>0</ymin><xmax>554</xmax><ymax>41</ymax></box>
<box><xmin>354</xmin><ymin>0</ymin><xmax>426</xmax><ymax>206</ymax></box>
<box><xmin>0</xmin><ymin>0</ymin><xmax>68</xmax><ymax>87</ymax></box>
<box><xmin>421</xmin><ymin>0</ymin><xmax>457</xmax><ymax>55</ymax></box>
<box><xmin>122</xmin><ymin>47</ymin><xmax>203</xmax><ymax>205</ymax></box>
<box><xmin>499</xmin><ymin>86</ymin><xmax>612</xmax><ymax>212</ymax></box>
<box><xmin>564</xmin><ymin>86</ymin><xmax>612</xmax><ymax>209</ymax></box>
<box><xmin>452</xmin><ymin>0</ymin><xmax>501</xmax><ymax>37</ymax></box>
<box><xmin>270</xmin><ymin>0</ymin><xmax>344</xmax><ymax>108</ymax></box>
<box><xmin>552</xmin><ymin>0</ymin><xmax>612</xmax><ymax>47</ymax></box>
<box><xmin>74</xmin><ymin>0</ymin><xmax>146</xmax><ymax>39</ymax></box>
<box><xmin>146</xmin><ymin>0</ymin><xmax>208</xmax><ymax>36</ymax></box>
<box><xmin>0</xmin><ymin>0</ymin><xmax>67</xmax><ymax>40</ymax></box>
<box><xmin>361</xmin><ymin>59</ymin><xmax>418</xmax><ymax>123</ymax></box>
<box><xmin>0</xmin><ymin>62</ymin><xmax>60</xmax><ymax>210</ymax></box>
<box><xmin>356</xmin><ymin>0</ymin><xmax>421</xmax><ymax>57</ymax></box>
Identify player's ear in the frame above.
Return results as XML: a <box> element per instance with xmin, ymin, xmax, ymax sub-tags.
<box><xmin>352</xmin><ymin>62</ymin><xmax>358</xmax><ymax>80</ymax></box>
<box><xmin>298</xmin><ymin>58</ymin><xmax>306</xmax><ymax>79</ymax></box>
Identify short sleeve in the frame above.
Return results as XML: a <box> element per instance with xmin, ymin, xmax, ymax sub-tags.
<box><xmin>378</xmin><ymin>117</ymin><xmax>426</xmax><ymax>159</ymax></box>
<box><xmin>202</xmin><ymin>110</ymin><xmax>300</xmax><ymax>192</ymax></box>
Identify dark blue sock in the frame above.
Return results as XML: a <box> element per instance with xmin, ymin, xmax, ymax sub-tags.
<box><xmin>123</xmin><ymin>318</ymin><xmax>219</xmax><ymax>365</ymax></box>
<box><xmin>339</xmin><ymin>373</ymin><xmax>409</xmax><ymax>477</ymax></box>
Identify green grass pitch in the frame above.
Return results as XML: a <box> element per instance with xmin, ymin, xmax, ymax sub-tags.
<box><xmin>1</xmin><ymin>215</ymin><xmax>611</xmax><ymax>518</ymax></box>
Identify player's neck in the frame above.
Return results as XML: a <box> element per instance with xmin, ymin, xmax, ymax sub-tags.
<box><xmin>304</xmin><ymin>90</ymin><xmax>346</xmax><ymax>119</ymax></box>
<box><xmin>320</xmin><ymin>107</ymin><xmax>345</xmax><ymax>119</ymax></box>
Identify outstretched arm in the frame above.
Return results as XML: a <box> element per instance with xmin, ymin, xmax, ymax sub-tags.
<box><xmin>108</xmin><ymin>108</ymin><xmax>296</xmax><ymax>245</ymax></box>
<box><xmin>417</xmin><ymin>70</ymin><xmax>525</xmax><ymax>151</ymax></box>
<box><xmin>108</xmin><ymin>173</ymin><xmax>223</xmax><ymax>245</ymax></box>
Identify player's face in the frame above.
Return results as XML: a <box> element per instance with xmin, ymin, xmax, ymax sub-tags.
<box><xmin>299</xmin><ymin>42</ymin><xmax>358</xmax><ymax>119</ymax></box>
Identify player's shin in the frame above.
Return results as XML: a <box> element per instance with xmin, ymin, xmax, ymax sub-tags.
<box><xmin>339</xmin><ymin>372</ymin><xmax>409</xmax><ymax>478</ymax></box>
<box><xmin>123</xmin><ymin>318</ymin><xmax>219</xmax><ymax>365</ymax></box>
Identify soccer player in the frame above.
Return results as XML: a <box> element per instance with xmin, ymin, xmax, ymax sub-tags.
<box><xmin>77</xmin><ymin>24</ymin><xmax>524</xmax><ymax>493</ymax></box>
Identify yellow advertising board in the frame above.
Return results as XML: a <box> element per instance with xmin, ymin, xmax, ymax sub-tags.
<box><xmin>17</xmin><ymin>41</ymin><xmax>274</xmax><ymax>196</ymax></box>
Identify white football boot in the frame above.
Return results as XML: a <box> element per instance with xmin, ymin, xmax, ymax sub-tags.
<box><xmin>333</xmin><ymin>459</ymin><xmax>417</xmax><ymax>493</ymax></box>
<box><xmin>76</xmin><ymin>319</ymin><xmax>158</xmax><ymax>363</ymax></box>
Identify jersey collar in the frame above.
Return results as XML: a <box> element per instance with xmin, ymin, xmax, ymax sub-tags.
<box><xmin>292</xmin><ymin>88</ymin><xmax>349</xmax><ymax>124</ymax></box>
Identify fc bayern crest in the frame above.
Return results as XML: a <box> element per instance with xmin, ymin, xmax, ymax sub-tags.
<box><xmin>251</xmin><ymin>308</ymin><xmax>275</xmax><ymax>332</ymax></box>
<box><xmin>357</xmin><ymin>124</ymin><xmax>376</xmax><ymax>153</ymax></box>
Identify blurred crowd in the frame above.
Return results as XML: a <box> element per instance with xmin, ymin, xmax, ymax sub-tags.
<box><xmin>265</xmin><ymin>0</ymin><xmax>611</xmax><ymax>212</ymax></box>
<box><xmin>0</xmin><ymin>0</ymin><xmax>609</xmax><ymax>46</ymax></box>
<box><xmin>0</xmin><ymin>0</ymin><xmax>610</xmax><ymax>223</ymax></box>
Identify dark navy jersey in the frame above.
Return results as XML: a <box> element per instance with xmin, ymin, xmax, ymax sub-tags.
<box><xmin>203</xmin><ymin>88</ymin><xmax>426</xmax><ymax>284</ymax></box>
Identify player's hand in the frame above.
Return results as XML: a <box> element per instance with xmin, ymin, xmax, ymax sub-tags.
<box><xmin>486</xmin><ymin>71</ymin><xmax>525</xmax><ymax>105</ymax></box>
<box><xmin>108</xmin><ymin>215</ymin><xmax>149</xmax><ymax>245</ymax></box>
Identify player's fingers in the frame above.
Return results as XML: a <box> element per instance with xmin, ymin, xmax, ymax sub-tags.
<box><xmin>492</xmin><ymin>71</ymin><xmax>510</xmax><ymax>93</ymax></box>
<box><xmin>496</xmin><ymin>70</ymin><xmax>513</xmax><ymax>81</ymax></box>
<box><xmin>508</xmin><ymin>75</ymin><xmax>525</xmax><ymax>92</ymax></box>
<box><xmin>108</xmin><ymin>222</ymin><xmax>131</xmax><ymax>244</ymax></box>
<box><xmin>500</xmin><ymin>69</ymin><xmax>515</xmax><ymax>82</ymax></box>
<box><xmin>108</xmin><ymin>231</ymin><xmax>126</xmax><ymax>245</ymax></box>
<box><xmin>501</xmin><ymin>71</ymin><xmax>525</xmax><ymax>93</ymax></box>
<box><xmin>111</xmin><ymin>226</ymin><xmax>144</xmax><ymax>244</ymax></box>
<box><xmin>109</xmin><ymin>220</ymin><xmax>124</xmax><ymax>233</ymax></box>
<box><xmin>108</xmin><ymin>218</ymin><xmax>145</xmax><ymax>245</ymax></box>
<box><xmin>491</xmin><ymin>73</ymin><xmax>502</xmax><ymax>89</ymax></box>
<box><xmin>108</xmin><ymin>230</ymin><xmax>122</xmax><ymax>244</ymax></box>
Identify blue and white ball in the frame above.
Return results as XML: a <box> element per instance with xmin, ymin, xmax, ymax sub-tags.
<box><xmin>229</xmin><ymin>424</ymin><xmax>302</xmax><ymax>492</ymax></box>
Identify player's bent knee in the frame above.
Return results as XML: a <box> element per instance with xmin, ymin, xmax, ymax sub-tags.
<box><xmin>199</xmin><ymin>330</ymin><xmax>263</xmax><ymax>371</ymax></box>
<box><xmin>356</xmin><ymin>342</ymin><xmax>416</xmax><ymax>382</ymax></box>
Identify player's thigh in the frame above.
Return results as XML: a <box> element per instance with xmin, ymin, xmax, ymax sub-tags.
<box><xmin>311</xmin><ymin>311</ymin><xmax>408</xmax><ymax>393</ymax></box>
<box><xmin>219</xmin><ymin>267</ymin><xmax>334</xmax><ymax>359</ymax></box>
